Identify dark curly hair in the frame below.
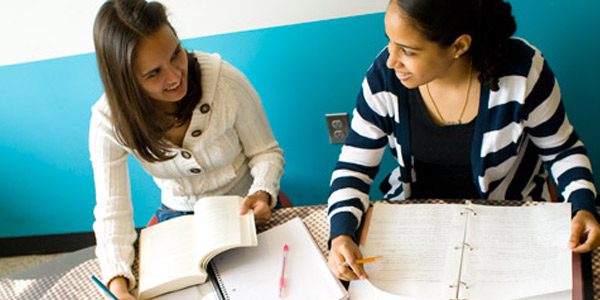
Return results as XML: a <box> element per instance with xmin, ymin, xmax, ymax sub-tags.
<box><xmin>394</xmin><ymin>0</ymin><xmax>516</xmax><ymax>91</ymax></box>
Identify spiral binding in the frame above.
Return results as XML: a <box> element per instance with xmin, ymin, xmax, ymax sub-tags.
<box><xmin>209</xmin><ymin>261</ymin><xmax>230</xmax><ymax>300</ymax></box>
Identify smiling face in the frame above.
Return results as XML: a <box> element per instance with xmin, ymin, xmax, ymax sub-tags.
<box><xmin>134</xmin><ymin>25</ymin><xmax>188</xmax><ymax>104</ymax></box>
<box><xmin>384</xmin><ymin>2</ymin><xmax>457</xmax><ymax>88</ymax></box>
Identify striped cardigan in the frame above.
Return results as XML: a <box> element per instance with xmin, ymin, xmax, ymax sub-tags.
<box><xmin>328</xmin><ymin>38</ymin><xmax>598</xmax><ymax>241</ymax></box>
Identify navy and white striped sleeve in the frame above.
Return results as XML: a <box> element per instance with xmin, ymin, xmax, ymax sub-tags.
<box><xmin>523</xmin><ymin>43</ymin><xmax>597</xmax><ymax>214</ymax></box>
<box><xmin>328</xmin><ymin>50</ymin><xmax>394</xmax><ymax>241</ymax></box>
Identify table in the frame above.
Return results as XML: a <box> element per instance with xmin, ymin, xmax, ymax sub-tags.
<box><xmin>0</xmin><ymin>202</ymin><xmax>597</xmax><ymax>299</ymax></box>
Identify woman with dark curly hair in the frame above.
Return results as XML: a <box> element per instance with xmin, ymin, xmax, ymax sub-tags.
<box><xmin>327</xmin><ymin>0</ymin><xmax>599</xmax><ymax>281</ymax></box>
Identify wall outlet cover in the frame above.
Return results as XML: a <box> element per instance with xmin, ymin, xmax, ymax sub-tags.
<box><xmin>325</xmin><ymin>113</ymin><xmax>350</xmax><ymax>144</ymax></box>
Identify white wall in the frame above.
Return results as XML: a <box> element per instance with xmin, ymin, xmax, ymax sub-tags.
<box><xmin>0</xmin><ymin>0</ymin><xmax>387</xmax><ymax>67</ymax></box>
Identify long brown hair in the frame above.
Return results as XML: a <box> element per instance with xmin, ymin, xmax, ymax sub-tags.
<box><xmin>93</xmin><ymin>0</ymin><xmax>201</xmax><ymax>162</ymax></box>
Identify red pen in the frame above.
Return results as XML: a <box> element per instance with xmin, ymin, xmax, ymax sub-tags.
<box><xmin>279</xmin><ymin>244</ymin><xmax>289</xmax><ymax>298</ymax></box>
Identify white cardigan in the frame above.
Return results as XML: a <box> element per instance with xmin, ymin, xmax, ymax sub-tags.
<box><xmin>89</xmin><ymin>51</ymin><xmax>284</xmax><ymax>288</ymax></box>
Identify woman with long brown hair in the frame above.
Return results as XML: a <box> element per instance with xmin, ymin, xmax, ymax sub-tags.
<box><xmin>90</xmin><ymin>0</ymin><xmax>284</xmax><ymax>297</ymax></box>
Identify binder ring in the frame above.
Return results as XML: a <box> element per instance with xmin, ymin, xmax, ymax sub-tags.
<box><xmin>449</xmin><ymin>281</ymin><xmax>469</xmax><ymax>289</ymax></box>
<box><xmin>463</xmin><ymin>242</ymin><xmax>474</xmax><ymax>251</ymax></box>
<box><xmin>460</xmin><ymin>207</ymin><xmax>477</xmax><ymax>216</ymax></box>
<box><xmin>454</xmin><ymin>243</ymin><xmax>474</xmax><ymax>251</ymax></box>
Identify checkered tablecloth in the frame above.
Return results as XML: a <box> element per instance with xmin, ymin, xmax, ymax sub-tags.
<box><xmin>1</xmin><ymin>202</ymin><xmax>598</xmax><ymax>299</ymax></box>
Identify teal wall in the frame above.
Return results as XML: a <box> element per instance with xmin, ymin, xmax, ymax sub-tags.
<box><xmin>0</xmin><ymin>1</ymin><xmax>599</xmax><ymax>237</ymax></box>
<box><xmin>0</xmin><ymin>13</ymin><xmax>386</xmax><ymax>237</ymax></box>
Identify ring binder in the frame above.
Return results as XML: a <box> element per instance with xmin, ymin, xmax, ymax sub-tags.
<box><xmin>355</xmin><ymin>202</ymin><xmax>572</xmax><ymax>299</ymax></box>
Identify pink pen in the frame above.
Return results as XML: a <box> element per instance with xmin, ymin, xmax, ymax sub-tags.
<box><xmin>279</xmin><ymin>244</ymin><xmax>289</xmax><ymax>298</ymax></box>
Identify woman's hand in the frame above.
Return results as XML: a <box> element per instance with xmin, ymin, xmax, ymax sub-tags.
<box><xmin>570</xmin><ymin>210</ymin><xmax>600</xmax><ymax>253</ymax></box>
<box><xmin>108</xmin><ymin>277</ymin><xmax>136</xmax><ymax>300</ymax></box>
<box><xmin>240</xmin><ymin>191</ymin><xmax>272</xmax><ymax>225</ymax></box>
<box><xmin>327</xmin><ymin>234</ymin><xmax>367</xmax><ymax>281</ymax></box>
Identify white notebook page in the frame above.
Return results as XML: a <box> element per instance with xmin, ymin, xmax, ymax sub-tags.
<box><xmin>211</xmin><ymin>217</ymin><xmax>348</xmax><ymax>300</ymax></box>
<box><xmin>358</xmin><ymin>202</ymin><xmax>571</xmax><ymax>300</ymax></box>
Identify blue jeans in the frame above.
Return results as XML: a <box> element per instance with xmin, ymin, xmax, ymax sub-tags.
<box><xmin>154</xmin><ymin>204</ymin><xmax>194</xmax><ymax>223</ymax></box>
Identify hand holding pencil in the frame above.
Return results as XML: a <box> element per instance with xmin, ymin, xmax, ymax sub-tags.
<box><xmin>328</xmin><ymin>234</ymin><xmax>380</xmax><ymax>281</ymax></box>
<box><xmin>338</xmin><ymin>255</ymin><xmax>383</xmax><ymax>268</ymax></box>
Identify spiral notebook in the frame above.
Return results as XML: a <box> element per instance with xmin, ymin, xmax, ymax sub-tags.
<box><xmin>210</xmin><ymin>217</ymin><xmax>348</xmax><ymax>300</ymax></box>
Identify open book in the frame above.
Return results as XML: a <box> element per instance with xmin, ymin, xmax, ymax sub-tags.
<box><xmin>211</xmin><ymin>217</ymin><xmax>348</xmax><ymax>300</ymax></box>
<box><xmin>137</xmin><ymin>195</ymin><xmax>258</xmax><ymax>300</ymax></box>
<box><xmin>352</xmin><ymin>202</ymin><xmax>572</xmax><ymax>300</ymax></box>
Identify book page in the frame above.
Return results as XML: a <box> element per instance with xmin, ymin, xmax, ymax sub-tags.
<box><xmin>138</xmin><ymin>195</ymin><xmax>257</xmax><ymax>299</ymax></box>
<box><xmin>138</xmin><ymin>215</ymin><xmax>208</xmax><ymax>300</ymax></box>
<box><xmin>349</xmin><ymin>279</ymin><xmax>571</xmax><ymax>300</ymax></box>
<box><xmin>193</xmin><ymin>196</ymin><xmax>258</xmax><ymax>269</ymax></box>
<box><xmin>211</xmin><ymin>217</ymin><xmax>348</xmax><ymax>300</ymax></box>
<box><xmin>460</xmin><ymin>203</ymin><xmax>572</xmax><ymax>300</ymax></box>
<box><xmin>516</xmin><ymin>290</ymin><xmax>571</xmax><ymax>300</ymax></box>
<box><xmin>349</xmin><ymin>279</ymin><xmax>436</xmax><ymax>300</ymax></box>
<box><xmin>361</xmin><ymin>203</ymin><xmax>465</xmax><ymax>299</ymax></box>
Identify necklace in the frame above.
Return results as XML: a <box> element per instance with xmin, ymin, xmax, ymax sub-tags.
<box><xmin>425</xmin><ymin>62</ymin><xmax>473</xmax><ymax>125</ymax></box>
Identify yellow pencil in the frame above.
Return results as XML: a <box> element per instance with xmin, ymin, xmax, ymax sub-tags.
<box><xmin>339</xmin><ymin>255</ymin><xmax>383</xmax><ymax>267</ymax></box>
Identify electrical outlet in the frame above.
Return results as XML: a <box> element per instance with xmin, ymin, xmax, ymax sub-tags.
<box><xmin>325</xmin><ymin>113</ymin><xmax>350</xmax><ymax>144</ymax></box>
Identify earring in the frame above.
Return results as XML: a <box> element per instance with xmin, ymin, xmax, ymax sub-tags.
<box><xmin>454</xmin><ymin>54</ymin><xmax>460</xmax><ymax>59</ymax></box>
